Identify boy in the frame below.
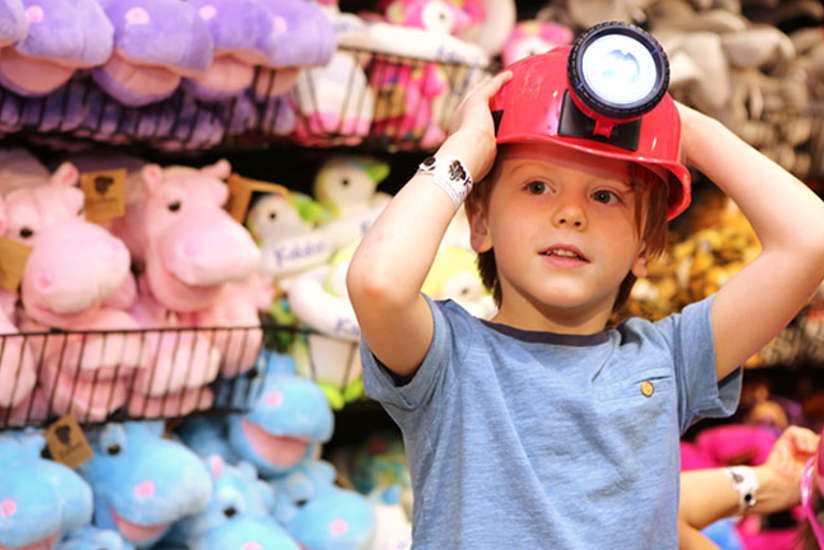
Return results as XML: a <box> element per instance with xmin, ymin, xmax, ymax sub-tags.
<box><xmin>347</xmin><ymin>32</ymin><xmax>824</xmax><ymax>549</ymax></box>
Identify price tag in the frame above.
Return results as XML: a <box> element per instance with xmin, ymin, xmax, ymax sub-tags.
<box><xmin>80</xmin><ymin>169</ymin><xmax>126</xmax><ymax>224</ymax></box>
<box><xmin>45</xmin><ymin>414</ymin><xmax>93</xmax><ymax>469</ymax></box>
<box><xmin>0</xmin><ymin>236</ymin><xmax>32</xmax><ymax>292</ymax></box>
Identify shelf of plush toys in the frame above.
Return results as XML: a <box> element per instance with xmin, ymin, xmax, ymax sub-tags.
<box><xmin>0</xmin><ymin>0</ymin><xmax>505</xmax><ymax>156</ymax></box>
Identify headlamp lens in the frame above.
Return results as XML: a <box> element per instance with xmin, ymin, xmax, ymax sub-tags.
<box><xmin>581</xmin><ymin>34</ymin><xmax>657</xmax><ymax>107</ymax></box>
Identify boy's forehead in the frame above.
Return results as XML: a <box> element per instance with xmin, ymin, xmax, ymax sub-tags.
<box><xmin>499</xmin><ymin>143</ymin><xmax>631</xmax><ymax>183</ymax></box>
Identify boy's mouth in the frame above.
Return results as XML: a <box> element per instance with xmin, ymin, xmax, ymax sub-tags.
<box><xmin>540</xmin><ymin>245</ymin><xmax>589</xmax><ymax>262</ymax></box>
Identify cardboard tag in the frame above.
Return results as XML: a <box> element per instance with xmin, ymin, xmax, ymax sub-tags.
<box><xmin>45</xmin><ymin>414</ymin><xmax>94</xmax><ymax>469</ymax></box>
<box><xmin>226</xmin><ymin>174</ymin><xmax>289</xmax><ymax>224</ymax></box>
<box><xmin>0</xmin><ymin>236</ymin><xmax>32</xmax><ymax>292</ymax></box>
<box><xmin>81</xmin><ymin>169</ymin><xmax>126</xmax><ymax>224</ymax></box>
<box><xmin>373</xmin><ymin>83</ymin><xmax>407</xmax><ymax>120</ymax></box>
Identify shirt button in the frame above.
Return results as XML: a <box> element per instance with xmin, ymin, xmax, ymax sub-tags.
<box><xmin>641</xmin><ymin>381</ymin><xmax>654</xmax><ymax>397</ymax></box>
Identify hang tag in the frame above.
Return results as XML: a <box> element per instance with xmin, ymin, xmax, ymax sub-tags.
<box><xmin>0</xmin><ymin>236</ymin><xmax>32</xmax><ymax>292</ymax></box>
<box><xmin>374</xmin><ymin>83</ymin><xmax>408</xmax><ymax>121</ymax></box>
<box><xmin>226</xmin><ymin>174</ymin><xmax>289</xmax><ymax>224</ymax></box>
<box><xmin>45</xmin><ymin>414</ymin><xmax>94</xmax><ymax>469</ymax></box>
<box><xmin>81</xmin><ymin>169</ymin><xmax>126</xmax><ymax>224</ymax></box>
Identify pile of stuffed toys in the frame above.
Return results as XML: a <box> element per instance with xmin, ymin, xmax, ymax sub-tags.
<box><xmin>0</xmin><ymin>350</ymin><xmax>415</xmax><ymax>549</ymax></box>
<box><xmin>0</xmin><ymin>145</ymin><xmax>495</xmax><ymax>427</ymax></box>
<box><xmin>0</xmin><ymin>0</ymin><xmax>529</xmax><ymax>151</ymax></box>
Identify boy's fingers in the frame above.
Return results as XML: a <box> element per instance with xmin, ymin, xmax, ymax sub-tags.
<box><xmin>478</xmin><ymin>70</ymin><xmax>513</xmax><ymax>99</ymax></box>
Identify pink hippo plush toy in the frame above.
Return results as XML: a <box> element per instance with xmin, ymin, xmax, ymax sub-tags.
<box><xmin>110</xmin><ymin>159</ymin><xmax>261</xmax><ymax>313</ymax></box>
<box><xmin>125</xmin><ymin>290</ymin><xmax>219</xmax><ymax>418</ymax></box>
<box><xmin>0</xmin><ymin>196</ymin><xmax>36</xmax><ymax>414</ymax></box>
<box><xmin>3</xmin><ymin>162</ymin><xmax>149</xmax><ymax>422</ymax></box>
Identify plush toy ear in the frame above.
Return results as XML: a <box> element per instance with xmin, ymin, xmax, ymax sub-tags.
<box><xmin>140</xmin><ymin>164</ymin><xmax>165</xmax><ymax>196</ymax></box>
<box><xmin>200</xmin><ymin>158</ymin><xmax>231</xmax><ymax>181</ymax></box>
<box><xmin>50</xmin><ymin>162</ymin><xmax>79</xmax><ymax>187</ymax></box>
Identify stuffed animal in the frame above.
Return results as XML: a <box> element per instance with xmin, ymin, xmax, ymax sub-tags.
<box><xmin>252</xmin><ymin>0</ymin><xmax>336</xmax><ymax>99</ymax></box>
<box><xmin>0</xmin><ymin>0</ymin><xmax>113</xmax><ymax>97</ymax></box>
<box><xmin>271</xmin><ymin>459</ymin><xmax>377</xmax><ymax>550</ymax></box>
<box><xmin>287</xmin><ymin>242</ymin><xmax>363</xmax><ymax>409</ymax></box>
<box><xmin>422</xmin><ymin>245</ymin><xmax>496</xmax><ymax>319</ymax></box>
<box><xmin>79</xmin><ymin>421</ymin><xmax>212</xmax><ymax>548</ymax></box>
<box><xmin>0</xmin><ymin>429</ymin><xmax>93</xmax><ymax>550</ymax></box>
<box><xmin>92</xmin><ymin>0</ymin><xmax>213</xmax><ymax>107</ymax></box>
<box><xmin>313</xmin><ymin>154</ymin><xmax>390</xmax><ymax>249</ymax></box>
<box><xmin>247</xmin><ymin>188</ymin><xmax>335</xmax><ymax>285</ymax></box>
<box><xmin>110</xmin><ymin>159</ymin><xmax>261</xmax><ymax>313</ymax></box>
<box><xmin>124</xmin><ymin>292</ymin><xmax>219</xmax><ymax>419</ymax></box>
<box><xmin>291</xmin><ymin>51</ymin><xmax>375</xmax><ymax>146</ymax></box>
<box><xmin>161</xmin><ymin>454</ymin><xmax>298</xmax><ymax>549</ymax></box>
<box><xmin>183</xmin><ymin>0</ymin><xmax>278</xmax><ymax>101</ymax></box>
<box><xmin>501</xmin><ymin>21</ymin><xmax>574</xmax><ymax>67</ymax></box>
<box><xmin>227</xmin><ymin>371</ymin><xmax>334</xmax><ymax>478</ymax></box>
<box><xmin>0</xmin><ymin>0</ymin><xmax>26</xmax><ymax>48</ymax></box>
<box><xmin>367</xmin><ymin>486</ymin><xmax>412</xmax><ymax>550</ymax></box>
<box><xmin>3</xmin><ymin>162</ymin><xmax>149</xmax><ymax>421</ymax></box>
<box><xmin>58</xmin><ymin>525</ymin><xmax>132</xmax><ymax>550</ymax></box>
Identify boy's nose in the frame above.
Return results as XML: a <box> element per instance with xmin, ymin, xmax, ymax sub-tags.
<box><xmin>552</xmin><ymin>204</ymin><xmax>587</xmax><ymax>230</ymax></box>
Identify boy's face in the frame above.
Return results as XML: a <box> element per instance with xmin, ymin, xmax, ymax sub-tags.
<box><xmin>469</xmin><ymin>143</ymin><xmax>649</xmax><ymax>322</ymax></box>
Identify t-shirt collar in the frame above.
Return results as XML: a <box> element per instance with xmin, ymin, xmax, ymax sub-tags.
<box><xmin>480</xmin><ymin>319</ymin><xmax>612</xmax><ymax>346</ymax></box>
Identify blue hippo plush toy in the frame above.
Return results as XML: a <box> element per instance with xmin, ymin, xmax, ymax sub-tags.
<box><xmin>57</xmin><ymin>525</ymin><xmax>133</xmax><ymax>550</ymax></box>
<box><xmin>0</xmin><ymin>429</ymin><xmax>93</xmax><ymax>550</ymax></box>
<box><xmin>271</xmin><ymin>459</ymin><xmax>376</xmax><ymax>550</ymax></box>
<box><xmin>161</xmin><ymin>454</ymin><xmax>299</xmax><ymax>550</ymax></box>
<box><xmin>78</xmin><ymin>421</ymin><xmax>212</xmax><ymax>548</ymax></box>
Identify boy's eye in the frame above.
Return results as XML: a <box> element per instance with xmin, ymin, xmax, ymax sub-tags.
<box><xmin>592</xmin><ymin>190</ymin><xmax>619</xmax><ymax>204</ymax></box>
<box><xmin>526</xmin><ymin>181</ymin><xmax>549</xmax><ymax>195</ymax></box>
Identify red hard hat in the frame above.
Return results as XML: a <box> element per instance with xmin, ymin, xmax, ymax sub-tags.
<box><xmin>490</xmin><ymin>45</ymin><xmax>691</xmax><ymax>220</ymax></box>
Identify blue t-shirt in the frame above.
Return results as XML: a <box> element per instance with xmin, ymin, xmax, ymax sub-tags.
<box><xmin>361</xmin><ymin>294</ymin><xmax>742</xmax><ymax>550</ymax></box>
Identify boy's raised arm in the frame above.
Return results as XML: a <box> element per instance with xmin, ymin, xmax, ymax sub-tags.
<box><xmin>677</xmin><ymin>102</ymin><xmax>824</xmax><ymax>380</ymax></box>
<box><xmin>346</xmin><ymin>71</ymin><xmax>512</xmax><ymax>378</ymax></box>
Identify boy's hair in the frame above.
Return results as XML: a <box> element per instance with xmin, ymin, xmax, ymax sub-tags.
<box><xmin>465</xmin><ymin>149</ymin><xmax>669</xmax><ymax>312</ymax></box>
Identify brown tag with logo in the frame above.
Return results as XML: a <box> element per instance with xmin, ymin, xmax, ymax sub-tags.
<box><xmin>226</xmin><ymin>174</ymin><xmax>288</xmax><ymax>224</ymax></box>
<box><xmin>81</xmin><ymin>169</ymin><xmax>126</xmax><ymax>224</ymax></box>
<box><xmin>373</xmin><ymin>83</ymin><xmax>407</xmax><ymax>120</ymax></box>
<box><xmin>45</xmin><ymin>414</ymin><xmax>94</xmax><ymax>469</ymax></box>
<box><xmin>0</xmin><ymin>236</ymin><xmax>32</xmax><ymax>292</ymax></box>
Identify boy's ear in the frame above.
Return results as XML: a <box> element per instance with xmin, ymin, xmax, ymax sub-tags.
<box><xmin>466</xmin><ymin>200</ymin><xmax>493</xmax><ymax>253</ymax></box>
<box><xmin>630</xmin><ymin>243</ymin><xmax>650</xmax><ymax>279</ymax></box>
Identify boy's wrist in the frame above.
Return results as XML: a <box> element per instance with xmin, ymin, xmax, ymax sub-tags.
<box><xmin>435</xmin><ymin>129</ymin><xmax>496</xmax><ymax>182</ymax></box>
<box><xmin>752</xmin><ymin>465</ymin><xmax>799</xmax><ymax>514</ymax></box>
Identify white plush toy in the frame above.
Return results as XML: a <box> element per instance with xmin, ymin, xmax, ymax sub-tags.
<box><xmin>314</xmin><ymin>155</ymin><xmax>391</xmax><ymax>249</ymax></box>
<box><xmin>368</xmin><ymin>486</ymin><xmax>413</xmax><ymax>550</ymax></box>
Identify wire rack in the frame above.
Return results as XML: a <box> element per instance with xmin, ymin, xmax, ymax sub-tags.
<box><xmin>0</xmin><ymin>47</ymin><xmax>492</xmax><ymax>153</ymax></box>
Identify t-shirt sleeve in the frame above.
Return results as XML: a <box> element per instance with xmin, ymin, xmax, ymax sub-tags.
<box><xmin>360</xmin><ymin>294</ymin><xmax>455</xmax><ymax>417</ymax></box>
<box><xmin>654</xmin><ymin>294</ymin><xmax>743</xmax><ymax>433</ymax></box>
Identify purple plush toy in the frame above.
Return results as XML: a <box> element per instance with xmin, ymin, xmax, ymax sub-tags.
<box><xmin>182</xmin><ymin>0</ymin><xmax>278</xmax><ymax>102</ymax></box>
<box><xmin>0</xmin><ymin>0</ymin><xmax>26</xmax><ymax>48</ymax></box>
<box><xmin>0</xmin><ymin>0</ymin><xmax>113</xmax><ymax>97</ymax></box>
<box><xmin>253</xmin><ymin>0</ymin><xmax>336</xmax><ymax>99</ymax></box>
<box><xmin>92</xmin><ymin>0</ymin><xmax>213</xmax><ymax>107</ymax></box>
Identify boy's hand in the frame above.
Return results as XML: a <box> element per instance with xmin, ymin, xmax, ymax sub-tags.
<box><xmin>757</xmin><ymin>425</ymin><xmax>820</xmax><ymax>511</ymax></box>
<box><xmin>440</xmin><ymin>70</ymin><xmax>513</xmax><ymax>182</ymax></box>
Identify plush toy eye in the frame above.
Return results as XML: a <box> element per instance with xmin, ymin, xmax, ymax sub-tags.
<box><xmin>223</xmin><ymin>506</ymin><xmax>237</xmax><ymax>518</ymax></box>
<box><xmin>19</xmin><ymin>227</ymin><xmax>33</xmax><ymax>239</ymax></box>
<box><xmin>295</xmin><ymin>499</ymin><xmax>309</xmax><ymax>507</ymax></box>
<box><xmin>40</xmin><ymin>445</ymin><xmax>51</xmax><ymax>459</ymax></box>
<box><xmin>168</xmin><ymin>201</ymin><xmax>181</xmax><ymax>212</ymax></box>
<box><xmin>106</xmin><ymin>443</ymin><xmax>121</xmax><ymax>455</ymax></box>
<box><xmin>341</xmin><ymin>178</ymin><xmax>350</xmax><ymax>187</ymax></box>
<box><xmin>268</xmin><ymin>211</ymin><xmax>277</xmax><ymax>221</ymax></box>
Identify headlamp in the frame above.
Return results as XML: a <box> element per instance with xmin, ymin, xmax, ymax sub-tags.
<box><xmin>559</xmin><ymin>22</ymin><xmax>669</xmax><ymax>150</ymax></box>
